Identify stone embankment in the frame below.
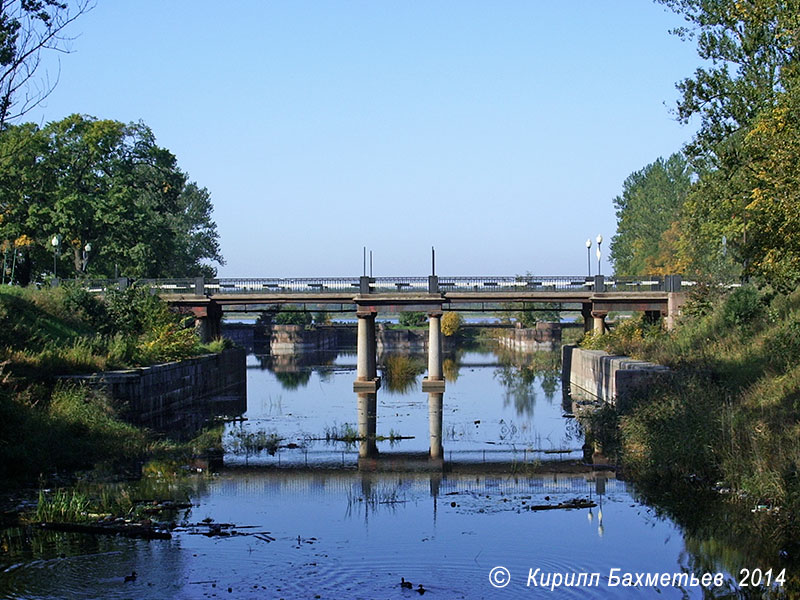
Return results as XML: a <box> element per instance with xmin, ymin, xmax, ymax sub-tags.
<box><xmin>62</xmin><ymin>348</ymin><xmax>247</xmax><ymax>428</ymax></box>
<box><xmin>496</xmin><ymin>322</ymin><xmax>561</xmax><ymax>352</ymax></box>
<box><xmin>561</xmin><ymin>345</ymin><xmax>670</xmax><ymax>410</ymax></box>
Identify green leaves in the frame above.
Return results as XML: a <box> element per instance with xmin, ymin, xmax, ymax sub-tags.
<box><xmin>0</xmin><ymin>114</ymin><xmax>223</xmax><ymax>282</ymax></box>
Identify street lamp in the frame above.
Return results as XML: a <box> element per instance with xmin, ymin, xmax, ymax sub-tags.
<box><xmin>82</xmin><ymin>242</ymin><xmax>92</xmax><ymax>273</ymax></box>
<box><xmin>51</xmin><ymin>234</ymin><xmax>61</xmax><ymax>278</ymax></box>
<box><xmin>596</xmin><ymin>234</ymin><xmax>603</xmax><ymax>276</ymax></box>
<box><xmin>585</xmin><ymin>238</ymin><xmax>592</xmax><ymax>277</ymax></box>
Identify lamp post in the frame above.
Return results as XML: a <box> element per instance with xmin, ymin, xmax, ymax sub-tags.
<box><xmin>585</xmin><ymin>238</ymin><xmax>592</xmax><ymax>277</ymax></box>
<box><xmin>82</xmin><ymin>242</ymin><xmax>92</xmax><ymax>273</ymax></box>
<box><xmin>596</xmin><ymin>234</ymin><xmax>603</xmax><ymax>276</ymax></box>
<box><xmin>51</xmin><ymin>234</ymin><xmax>61</xmax><ymax>278</ymax></box>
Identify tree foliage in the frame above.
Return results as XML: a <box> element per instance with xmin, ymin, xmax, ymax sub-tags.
<box><xmin>610</xmin><ymin>153</ymin><xmax>692</xmax><ymax>276</ymax></box>
<box><xmin>441</xmin><ymin>311</ymin><xmax>463</xmax><ymax>337</ymax></box>
<box><xmin>612</xmin><ymin>1</ymin><xmax>800</xmax><ymax>288</ymax></box>
<box><xmin>658</xmin><ymin>0</ymin><xmax>800</xmax><ymax>163</ymax></box>
<box><xmin>0</xmin><ymin>114</ymin><xmax>224</xmax><ymax>283</ymax></box>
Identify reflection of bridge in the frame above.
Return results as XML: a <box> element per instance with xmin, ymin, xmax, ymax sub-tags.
<box><xmin>80</xmin><ymin>274</ymin><xmax>687</xmax><ymax>465</ymax></box>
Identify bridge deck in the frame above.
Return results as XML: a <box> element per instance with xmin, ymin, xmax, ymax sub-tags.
<box><xmin>162</xmin><ymin>290</ymin><xmax>672</xmax><ymax>311</ymax></box>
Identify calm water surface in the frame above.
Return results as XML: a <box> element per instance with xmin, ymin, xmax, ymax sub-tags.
<box><xmin>0</xmin><ymin>348</ymin><xmax>761</xmax><ymax>599</ymax></box>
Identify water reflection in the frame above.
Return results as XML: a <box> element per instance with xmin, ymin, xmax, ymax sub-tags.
<box><xmin>227</xmin><ymin>346</ymin><xmax>580</xmax><ymax>467</ymax></box>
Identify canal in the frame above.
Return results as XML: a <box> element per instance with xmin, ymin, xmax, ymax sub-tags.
<box><xmin>0</xmin><ymin>346</ymin><xmax>787</xmax><ymax>598</ymax></box>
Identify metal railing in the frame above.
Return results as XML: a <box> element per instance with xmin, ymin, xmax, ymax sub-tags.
<box><xmin>70</xmin><ymin>274</ymin><xmax>687</xmax><ymax>295</ymax></box>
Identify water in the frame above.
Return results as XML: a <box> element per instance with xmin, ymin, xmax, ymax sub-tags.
<box><xmin>0</xmin><ymin>347</ymin><xmax>786</xmax><ymax>599</ymax></box>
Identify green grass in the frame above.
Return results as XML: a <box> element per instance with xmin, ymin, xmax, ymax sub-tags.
<box><xmin>580</xmin><ymin>286</ymin><xmax>800</xmax><ymax>511</ymax></box>
<box><xmin>0</xmin><ymin>284</ymin><xmax>233</xmax><ymax>484</ymax></box>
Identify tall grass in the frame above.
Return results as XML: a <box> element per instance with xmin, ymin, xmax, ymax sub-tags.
<box><xmin>581</xmin><ymin>286</ymin><xmax>800</xmax><ymax>510</ymax></box>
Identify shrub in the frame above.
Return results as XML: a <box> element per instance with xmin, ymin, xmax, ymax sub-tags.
<box><xmin>441</xmin><ymin>311</ymin><xmax>463</xmax><ymax>336</ymax></box>
<box><xmin>273</xmin><ymin>310</ymin><xmax>313</xmax><ymax>326</ymax></box>
<box><xmin>721</xmin><ymin>286</ymin><xmax>764</xmax><ymax>329</ymax></box>
<box><xmin>398</xmin><ymin>312</ymin><xmax>427</xmax><ymax>327</ymax></box>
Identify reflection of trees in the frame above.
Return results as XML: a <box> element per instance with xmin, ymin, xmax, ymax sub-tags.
<box><xmin>493</xmin><ymin>351</ymin><xmax>561</xmax><ymax>416</ymax></box>
<box><xmin>442</xmin><ymin>358</ymin><xmax>459</xmax><ymax>382</ymax></box>
<box><xmin>494</xmin><ymin>364</ymin><xmax>537</xmax><ymax>416</ymax></box>
<box><xmin>273</xmin><ymin>370</ymin><xmax>312</xmax><ymax>390</ymax></box>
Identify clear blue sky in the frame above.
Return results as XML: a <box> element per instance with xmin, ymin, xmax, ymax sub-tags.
<box><xmin>28</xmin><ymin>1</ymin><xmax>700</xmax><ymax>277</ymax></box>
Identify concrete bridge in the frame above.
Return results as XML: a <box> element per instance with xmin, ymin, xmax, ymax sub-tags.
<box><xmin>79</xmin><ymin>273</ymin><xmax>687</xmax><ymax>466</ymax></box>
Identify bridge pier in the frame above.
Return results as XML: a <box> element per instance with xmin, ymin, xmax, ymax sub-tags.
<box><xmin>192</xmin><ymin>301</ymin><xmax>222</xmax><ymax>343</ymax></box>
<box><xmin>591</xmin><ymin>310</ymin><xmax>607</xmax><ymax>335</ymax></box>
<box><xmin>581</xmin><ymin>303</ymin><xmax>593</xmax><ymax>334</ymax></box>
<box><xmin>354</xmin><ymin>308</ymin><xmax>380</xmax><ymax>392</ymax></box>
<box><xmin>422</xmin><ymin>310</ymin><xmax>445</xmax><ymax>393</ymax></box>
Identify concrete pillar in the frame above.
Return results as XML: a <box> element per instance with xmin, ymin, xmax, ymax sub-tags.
<box><xmin>356</xmin><ymin>313</ymin><xmax>371</xmax><ymax>381</ymax></box>
<box><xmin>357</xmin><ymin>392</ymin><xmax>378</xmax><ymax>458</ymax></box>
<box><xmin>428</xmin><ymin>392</ymin><xmax>443</xmax><ymax>460</ymax></box>
<box><xmin>366</xmin><ymin>313</ymin><xmax>377</xmax><ymax>379</ymax></box>
<box><xmin>428</xmin><ymin>312</ymin><xmax>442</xmax><ymax>380</ymax></box>
<box><xmin>422</xmin><ymin>310</ymin><xmax>446</xmax><ymax>393</ymax></box>
<box><xmin>592</xmin><ymin>311</ymin><xmax>607</xmax><ymax>335</ymax></box>
<box><xmin>666</xmin><ymin>291</ymin><xmax>687</xmax><ymax>330</ymax></box>
<box><xmin>581</xmin><ymin>303</ymin><xmax>593</xmax><ymax>334</ymax></box>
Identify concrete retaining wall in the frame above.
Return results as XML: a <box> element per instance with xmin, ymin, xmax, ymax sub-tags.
<box><xmin>497</xmin><ymin>322</ymin><xmax>562</xmax><ymax>352</ymax></box>
<box><xmin>270</xmin><ymin>325</ymin><xmax>337</xmax><ymax>354</ymax></box>
<box><xmin>62</xmin><ymin>348</ymin><xmax>247</xmax><ymax>429</ymax></box>
<box><xmin>376</xmin><ymin>325</ymin><xmax>455</xmax><ymax>352</ymax></box>
<box><xmin>561</xmin><ymin>345</ymin><xmax>670</xmax><ymax>410</ymax></box>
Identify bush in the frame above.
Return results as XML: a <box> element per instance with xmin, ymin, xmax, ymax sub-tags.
<box><xmin>273</xmin><ymin>310</ymin><xmax>313</xmax><ymax>326</ymax></box>
<box><xmin>721</xmin><ymin>286</ymin><xmax>764</xmax><ymax>329</ymax></box>
<box><xmin>441</xmin><ymin>311</ymin><xmax>463</xmax><ymax>336</ymax></box>
<box><xmin>398</xmin><ymin>312</ymin><xmax>427</xmax><ymax>327</ymax></box>
<box><xmin>103</xmin><ymin>286</ymin><xmax>174</xmax><ymax>335</ymax></box>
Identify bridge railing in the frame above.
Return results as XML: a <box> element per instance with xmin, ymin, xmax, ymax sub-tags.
<box><xmin>72</xmin><ymin>275</ymin><xmax>687</xmax><ymax>295</ymax></box>
<box><xmin>210</xmin><ymin>277</ymin><xmax>361</xmax><ymax>294</ymax></box>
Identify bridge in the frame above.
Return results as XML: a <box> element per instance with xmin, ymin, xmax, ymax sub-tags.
<box><xmin>82</xmin><ymin>273</ymin><xmax>686</xmax><ymax>337</ymax></box>
<box><xmin>76</xmin><ymin>273</ymin><xmax>687</xmax><ymax>465</ymax></box>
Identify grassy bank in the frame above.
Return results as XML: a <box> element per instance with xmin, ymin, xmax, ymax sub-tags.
<box><xmin>0</xmin><ymin>284</ymin><xmax>227</xmax><ymax>484</ymax></box>
<box><xmin>581</xmin><ymin>285</ymin><xmax>800</xmax><ymax>512</ymax></box>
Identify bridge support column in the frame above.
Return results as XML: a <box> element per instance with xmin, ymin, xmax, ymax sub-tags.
<box><xmin>591</xmin><ymin>310</ymin><xmax>607</xmax><ymax>335</ymax></box>
<box><xmin>581</xmin><ymin>303</ymin><xmax>593</xmax><ymax>334</ymax></box>
<box><xmin>422</xmin><ymin>311</ymin><xmax>445</xmax><ymax>393</ymax></box>
<box><xmin>357</xmin><ymin>392</ymin><xmax>378</xmax><ymax>458</ymax></box>
<box><xmin>354</xmin><ymin>309</ymin><xmax>380</xmax><ymax>392</ymax></box>
<box><xmin>666</xmin><ymin>292</ymin><xmax>687</xmax><ymax>331</ymax></box>
<box><xmin>428</xmin><ymin>392</ymin><xmax>444</xmax><ymax>460</ymax></box>
<box><xmin>193</xmin><ymin>301</ymin><xmax>222</xmax><ymax>343</ymax></box>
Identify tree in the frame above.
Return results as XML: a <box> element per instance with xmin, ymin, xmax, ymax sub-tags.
<box><xmin>609</xmin><ymin>153</ymin><xmax>693</xmax><ymax>276</ymax></box>
<box><xmin>0</xmin><ymin>114</ymin><xmax>224</xmax><ymax>282</ymax></box>
<box><xmin>0</xmin><ymin>0</ymin><xmax>93</xmax><ymax>129</ymax></box>
<box><xmin>657</xmin><ymin>0</ymin><xmax>800</xmax><ymax>286</ymax></box>
<box><xmin>658</xmin><ymin>0</ymin><xmax>800</xmax><ymax>163</ymax></box>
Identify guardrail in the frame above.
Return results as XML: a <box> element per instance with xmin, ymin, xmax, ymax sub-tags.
<box><xmin>67</xmin><ymin>274</ymin><xmax>688</xmax><ymax>295</ymax></box>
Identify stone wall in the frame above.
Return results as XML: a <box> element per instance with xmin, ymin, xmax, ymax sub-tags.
<box><xmin>62</xmin><ymin>348</ymin><xmax>247</xmax><ymax>430</ymax></box>
<box><xmin>376</xmin><ymin>325</ymin><xmax>455</xmax><ymax>352</ymax></box>
<box><xmin>270</xmin><ymin>325</ymin><xmax>338</xmax><ymax>354</ymax></box>
<box><xmin>561</xmin><ymin>345</ymin><xmax>670</xmax><ymax>411</ymax></box>
<box><xmin>496</xmin><ymin>322</ymin><xmax>562</xmax><ymax>352</ymax></box>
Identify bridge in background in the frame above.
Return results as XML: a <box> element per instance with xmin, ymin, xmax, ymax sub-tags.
<box><xmin>73</xmin><ymin>273</ymin><xmax>687</xmax><ymax>465</ymax></box>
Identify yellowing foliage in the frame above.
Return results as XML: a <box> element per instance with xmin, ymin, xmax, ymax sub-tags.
<box><xmin>441</xmin><ymin>311</ymin><xmax>463</xmax><ymax>337</ymax></box>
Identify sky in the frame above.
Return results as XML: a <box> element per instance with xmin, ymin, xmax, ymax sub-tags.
<box><xmin>26</xmin><ymin>1</ymin><xmax>702</xmax><ymax>277</ymax></box>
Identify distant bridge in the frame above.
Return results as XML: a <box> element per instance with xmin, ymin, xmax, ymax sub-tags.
<box><xmin>73</xmin><ymin>273</ymin><xmax>687</xmax><ymax>465</ymax></box>
<box><xmin>78</xmin><ymin>272</ymin><xmax>687</xmax><ymax>341</ymax></box>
